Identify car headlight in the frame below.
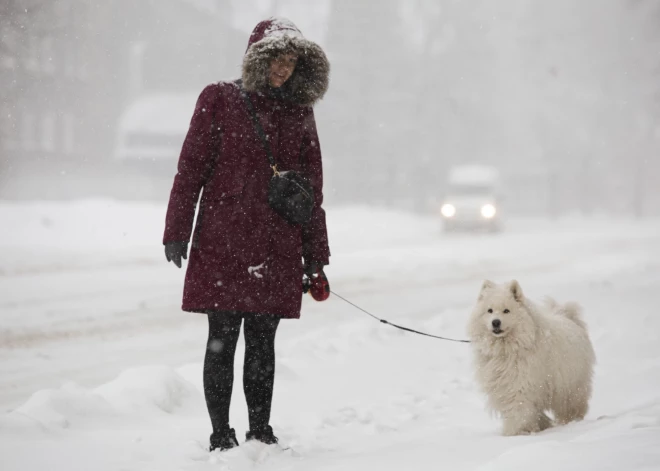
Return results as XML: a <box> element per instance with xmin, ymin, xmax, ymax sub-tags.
<box><xmin>441</xmin><ymin>203</ymin><xmax>456</xmax><ymax>218</ymax></box>
<box><xmin>481</xmin><ymin>204</ymin><xmax>496</xmax><ymax>219</ymax></box>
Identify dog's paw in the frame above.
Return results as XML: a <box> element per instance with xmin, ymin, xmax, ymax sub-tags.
<box><xmin>502</xmin><ymin>418</ymin><xmax>548</xmax><ymax>436</ymax></box>
<box><xmin>502</xmin><ymin>426</ymin><xmax>540</xmax><ymax>436</ymax></box>
<box><xmin>538</xmin><ymin>413</ymin><xmax>553</xmax><ymax>431</ymax></box>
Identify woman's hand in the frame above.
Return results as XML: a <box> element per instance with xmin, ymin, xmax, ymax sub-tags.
<box><xmin>164</xmin><ymin>241</ymin><xmax>188</xmax><ymax>268</ymax></box>
<box><xmin>303</xmin><ymin>261</ymin><xmax>330</xmax><ymax>301</ymax></box>
<box><xmin>303</xmin><ymin>261</ymin><xmax>322</xmax><ymax>277</ymax></box>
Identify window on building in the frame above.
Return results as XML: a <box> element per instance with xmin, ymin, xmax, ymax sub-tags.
<box><xmin>64</xmin><ymin>39</ymin><xmax>76</xmax><ymax>77</ymax></box>
<box><xmin>25</xmin><ymin>35</ymin><xmax>39</xmax><ymax>71</ymax></box>
<box><xmin>21</xmin><ymin>113</ymin><xmax>36</xmax><ymax>150</ymax></box>
<box><xmin>41</xmin><ymin>36</ymin><xmax>55</xmax><ymax>74</ymax></box>
<box><xmin>1</xmin><ymin>28</ymin><xmax>19</xmax><ymax>70</ymax></box>
<box><xmin>63</xmin><ymin>113</ymin><xmax>75</xmax><ymax>154</ymax></box>
<box><xmin>0</xmin><ymin>107</ymin><xmax>17</xmax><ymax>149</ymax></box>
<box><xmin>42</xmin><ymin>113</ymin><xmax>56</xmax><ymax>152</ymax></box>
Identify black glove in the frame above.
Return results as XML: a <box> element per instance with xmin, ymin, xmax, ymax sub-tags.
<box><xmin>303</xmin><ymin>260</ymin><xmax>324</xmax><ymax>277</ymax></box>
<box><xmin>164</xmin><ymin>241</ymin><xmax>188</xmax><ymax>268</ymax></box>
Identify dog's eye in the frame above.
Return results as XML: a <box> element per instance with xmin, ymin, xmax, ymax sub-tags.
<box><xmin>503</xmin><ymin>309</ymin><xmax>510</xmax><ymax>314</ymax></box>
<box><xmin>487</xmin><ymin>308</ymin><xmax>493</xmax><ymax>313</ymax></box>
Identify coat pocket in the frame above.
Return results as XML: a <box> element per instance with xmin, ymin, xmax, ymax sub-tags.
<box><xmin>194</xmin><ymin>183</ymin><xmax>245</xmax><ymax>249</ymax></box>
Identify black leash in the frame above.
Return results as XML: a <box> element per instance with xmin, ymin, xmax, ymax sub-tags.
<box><xmin>330</xmin><ymin>290</ymin><xmax>471</xmax><ymax>344</ymax></box>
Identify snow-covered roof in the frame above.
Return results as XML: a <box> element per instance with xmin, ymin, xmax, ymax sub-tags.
<box><xmin>448</xmin><ymin>165</ymin><xmax>500</xmax><ymax>185</ymax></box>
<box><xmin>117</xmin><ymin>93</ymin><xmax>199</xmax><ymax>134</ymax></box>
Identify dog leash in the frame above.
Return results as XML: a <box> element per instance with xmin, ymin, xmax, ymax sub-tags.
<box><xmin>330</xmin><ymin>290</ymin><xmax>471</xmax><ymax>344</ymax></box>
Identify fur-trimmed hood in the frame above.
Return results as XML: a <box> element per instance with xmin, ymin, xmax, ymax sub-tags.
<box><xmin>242</xmin><ymin>18</ymin><xmax>330</xmax><ymax>107</ymax></box>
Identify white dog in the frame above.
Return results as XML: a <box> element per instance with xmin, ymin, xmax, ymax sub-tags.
<box><xmin>468</xmin><ymin>280</ymin><xmax>596</xmax><ymax>436</ymax></box>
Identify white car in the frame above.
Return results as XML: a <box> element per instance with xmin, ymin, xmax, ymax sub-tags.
<box><xmin>440</xmin><ymin>165</ymin><xmax>502</xmax><ymax>232</ymax></box>
<box><xmin>114</xmin><ymin>92</ymin><xmax>198</xmax><ymax>176</ymax></box>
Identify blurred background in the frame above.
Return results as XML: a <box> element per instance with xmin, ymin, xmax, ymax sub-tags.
<box><xmin>1</xmin><ymin>0</ymin><xmax>659</xmax><ymax>218</ymax></box>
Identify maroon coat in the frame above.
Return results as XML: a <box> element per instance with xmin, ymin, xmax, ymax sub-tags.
<box><xmin>163</xmin><ymin>19</ymin><xmax>330</xmax><ymax>318</ymax></box>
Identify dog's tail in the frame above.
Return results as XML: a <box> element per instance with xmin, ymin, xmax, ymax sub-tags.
<box><xmin>545</xmin><ymin>298</ymin><xmax>588</xmax><ymax>330</ymax></box>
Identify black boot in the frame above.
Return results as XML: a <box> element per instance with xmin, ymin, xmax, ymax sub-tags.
<box><xmin>210</xmin><ymin>428</ymin><xmax>239</xmax><ymax>452</ymax></box>
<box><xmin>245</xmin><ymin>425</ymin><xmax>278</xmax><ymax>445</ymax></box>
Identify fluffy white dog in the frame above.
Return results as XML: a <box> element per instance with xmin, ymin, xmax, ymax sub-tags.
<box><xmin>468</xmin><ymin>280</ymin><xmax>596</xmax><ymax>436</ymax></box>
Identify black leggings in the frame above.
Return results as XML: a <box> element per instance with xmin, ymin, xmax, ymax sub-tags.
<box><xmin>203</xmin><ymin>311</ymin><xmax>280</xmax><ymax>435</ymax></box>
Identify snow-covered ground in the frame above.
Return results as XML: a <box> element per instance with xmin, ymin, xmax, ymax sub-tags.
<box><xmin>1</xmin><ymin>200</ymin><xmax>659</xmax><ymax>470</ymax></box>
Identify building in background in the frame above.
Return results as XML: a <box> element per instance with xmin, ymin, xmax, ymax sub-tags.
<box><xmin>0</xmin><ymin>0</ymin><xmax>241</xmax><ymax>197</ymax></box>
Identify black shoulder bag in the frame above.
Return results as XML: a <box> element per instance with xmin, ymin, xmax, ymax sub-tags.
<box><xmin>241</xmin><ymin>90</ymin><xmax>315</xmax><ymax>226</ymax></box>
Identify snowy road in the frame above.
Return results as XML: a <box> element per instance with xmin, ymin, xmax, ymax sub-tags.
<box><xmin>1</xmin><ymin>201</ymin><xmax>659</xmax><ymax>470</ymax></box>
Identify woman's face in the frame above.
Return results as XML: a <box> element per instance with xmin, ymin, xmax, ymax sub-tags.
<box><xmin>269</xmin><ymin>53</ymin><xmax>298</xmax><ymax>88</ymax></box>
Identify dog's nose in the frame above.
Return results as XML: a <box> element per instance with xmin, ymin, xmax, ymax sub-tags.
<box><xmin>492</xmin><ymin>319</ymin><xmax>501</xmax><ymax>328</ymax></box>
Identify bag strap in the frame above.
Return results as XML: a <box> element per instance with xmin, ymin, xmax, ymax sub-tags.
<box><xmin>240</xmin><ymin>87</ymin><xmax>280</xmax><ymax>176</ymax></box>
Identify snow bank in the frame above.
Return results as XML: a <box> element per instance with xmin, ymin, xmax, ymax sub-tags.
<box><xmin>0</xmin><ymin>199</ymin><xmax>166</xmax><ymax>275</ymax></box>
<box><xmin>15</xmin><ymin>382</ymin><xmax>117</xmax><ymax>429</ymax></box>
<box><xmin>11</xmin><ymin>366</ymin><xmax>202</xmax><ymax>430</ymax></box>
<box><xmin>96</xmin><ymin>366</ymin><xmax>203</xmax><ymax>415</ymax></box>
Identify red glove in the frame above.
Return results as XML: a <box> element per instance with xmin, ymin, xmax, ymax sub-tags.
<box><xmin>302</xmin><ymin>262</ymin><xmax>330</xmax><ymax>301</ymax></box>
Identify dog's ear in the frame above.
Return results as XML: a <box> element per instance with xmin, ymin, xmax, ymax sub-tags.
<box><xmin>479</xmin><ymin>280</ymin><xmax>496</xmax><ymax>300</ymax></box>
<box><xmin>509</xmin><ymin>280</ymin><xmax>524</xmax><ymax>302</ymax></box>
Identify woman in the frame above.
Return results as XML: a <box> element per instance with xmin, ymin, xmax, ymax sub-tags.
<box><xmin>162</xmin><ymin>18</ymin><xmax>331</xmax><ymax>451</ymax></box>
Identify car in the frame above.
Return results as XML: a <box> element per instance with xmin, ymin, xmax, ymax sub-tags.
<box><xmin>439</xmin><ymin>165</ymin><xmax>502</xmax><ymax>233</ymax></box>
<box><xmin>113</xmin><ymin>92</ymin><xmax>198</xmax><ymax>177</ymax></box>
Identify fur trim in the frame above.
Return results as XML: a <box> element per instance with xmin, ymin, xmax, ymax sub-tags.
<box><xmin>242</xmin><ymin>34</ymin><xmax>330</xmax><ymax>107</ymax></box>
